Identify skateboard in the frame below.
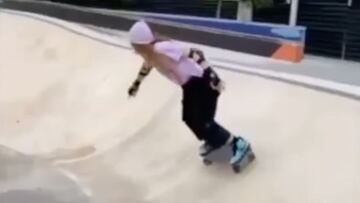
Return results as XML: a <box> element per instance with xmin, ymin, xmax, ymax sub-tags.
<box><xmin>201</xmin><ymin>142</ymin><xmax>255</xmax><ymax>173</ymax></box>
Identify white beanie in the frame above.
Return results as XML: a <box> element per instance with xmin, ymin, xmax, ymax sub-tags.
<box><xmin>129</xmin><ymin>21</ymin><xmax>155</xmax><ymax>44</ymax></box>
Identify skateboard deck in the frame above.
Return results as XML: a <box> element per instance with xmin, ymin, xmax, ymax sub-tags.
<box><xmin>202</xmin><ymin>143</ymin><xmax>255</xmax><ymax>173</ymax></box>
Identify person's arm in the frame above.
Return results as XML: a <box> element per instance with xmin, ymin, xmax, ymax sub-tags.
<box><xmin>186</xmin><ymin>47</ymin><xmax>225</xmax><ymax>92</ymax></box>
<box><xmin>128</xmin><ymin>62</ymin><xmax>153</xmax><ymax>97</ymax></box>
<box><xmin>186</xmin><ymin>47</ymin><xmax>210</xmax><ymax>69</ymax></box>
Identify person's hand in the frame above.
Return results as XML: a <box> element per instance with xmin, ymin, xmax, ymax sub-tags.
<box><xmin>128</xmin><ymin>84</ymin><xmax>139</xmax><ymax>98</ymax></box>
<box><xmin>207</xmin><ymin>69</ymin><xmax>225</xmax><ymax>93</ymax></box>
<box><xmin>210</xmin><ymin>80</ymin><xmax>225</xmax><ymax>93</ymax></box>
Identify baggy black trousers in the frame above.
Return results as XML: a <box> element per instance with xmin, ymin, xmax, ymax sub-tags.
<box><xmin>181</xmin><ymin>69</ymin><xmax>231</xmax><ymax>149</ymax></box>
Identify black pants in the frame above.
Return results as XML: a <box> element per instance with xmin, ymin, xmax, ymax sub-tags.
<box><xmin>181</xmin><ymin>69</ymin><xmax>231</xmax><ymax>149</ymax></box>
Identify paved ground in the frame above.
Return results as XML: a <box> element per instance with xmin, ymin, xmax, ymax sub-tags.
<box><xmin>1</xmin><ymin>9</ymin><xmax>360</xmax><ymax>203</ymax></box>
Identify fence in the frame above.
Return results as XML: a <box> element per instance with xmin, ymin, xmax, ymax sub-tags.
<box><xmin>298</xmin><ymin>0</ymin><xmax>360</xmax><ymax>61</ymax></box>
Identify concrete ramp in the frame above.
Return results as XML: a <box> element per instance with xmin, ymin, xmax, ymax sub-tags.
<box><xmin>1</xmin><ymin>10</ymin><xmax>360</xmax><ymax>203</ymax></box>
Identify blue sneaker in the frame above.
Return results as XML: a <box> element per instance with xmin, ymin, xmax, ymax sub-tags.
<box><xmin>230</xmin><ymin>137</ymin><xmax>250</xmax><ymax>165</ymax></box>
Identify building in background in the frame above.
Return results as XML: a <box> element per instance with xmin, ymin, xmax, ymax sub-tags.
<box><xmin>297</xmin><ymin>0</ymin><xmax>359</xmax><ymax>61</ymax></box>
<box><xmin>47</xmin><ymin>0</ymin><xmax>360</xmax><ymax>62</ymax></box>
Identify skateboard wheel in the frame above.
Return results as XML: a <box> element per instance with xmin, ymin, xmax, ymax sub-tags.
<box><xmin>232</xmin><ymin>165</ymin><xmax>241</xmax><ymax>173</ymax></box>
<box><xmin>232</xmin><ymin>150</ymin><xmax>255</xmax><ymax>173</ymax></box>
<box><xmin>248</xmin><ymin>151</ymin><xmax>256</xmax><ymax>162</ymax></box>
<box><xmin>203</xmin><ymin>159</ymin><xmax>213</xmax><ymax>166</ymax></box>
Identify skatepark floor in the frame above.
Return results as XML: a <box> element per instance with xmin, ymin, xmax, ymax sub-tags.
<box><xmin>1</xmin><ymin>9</ymin><xmax>360</xmax><ymax>203</ymax></box>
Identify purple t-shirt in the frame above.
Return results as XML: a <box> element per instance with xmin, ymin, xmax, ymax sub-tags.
<box><xmin>153</xmin><ymin>41</ymin><xmax>204</xmax><ymax>85</ymax></box>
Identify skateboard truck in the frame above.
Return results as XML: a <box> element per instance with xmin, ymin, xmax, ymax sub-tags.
<box><xmin>202</xmin><ymin>145</ymin><xmax>256</xmax><ymax>173</ymax></box>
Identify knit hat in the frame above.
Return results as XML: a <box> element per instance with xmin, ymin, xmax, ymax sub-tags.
<box><xmin>129</xmin><ymin>21</ymin><xmax>155</xmax><ymax>44</ymax></box>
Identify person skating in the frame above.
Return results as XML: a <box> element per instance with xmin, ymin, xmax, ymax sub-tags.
<box><xmin>127</xmin><ymin>21</ymin><xmax>254</xmax><ymax>168</ymax></box>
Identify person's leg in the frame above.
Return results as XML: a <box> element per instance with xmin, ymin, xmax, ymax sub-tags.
<box><xmin>181</xmin><ymin>77</ymin><xmax>229</xmax><ymax>149</ymax></box>
<box><xmin>199</xmin><ymin>68</ymin><xmax>252</xmax><ymax>164</ymax></box>
<box><xmin>182</xmin><ymin>77</ymin><xmax>206</xmax><ymax>141</ymax></box>
<box><xmin>197</xmin><ymin>79</ymin><xmax>231</xmax><ymax>155</ymax></box>
<box><xmin>182</xmin><ymin>74</ymin><xmax>253</xmax><ymax>164</ymax></box>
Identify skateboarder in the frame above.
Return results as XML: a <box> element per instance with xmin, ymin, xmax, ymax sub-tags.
<box><xmin>127</xmin><ymin>20</ymin><xmax>253</xmax><ymax>167</ymax></box>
